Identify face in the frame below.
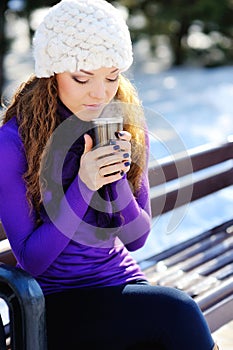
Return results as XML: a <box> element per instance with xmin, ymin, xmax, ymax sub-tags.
<box><xmin>56</xmin><ymin>67</ymin><xmax>120</xmax><ymax>121</ymax></box>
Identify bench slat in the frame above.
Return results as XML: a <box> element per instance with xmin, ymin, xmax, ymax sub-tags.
<box><xmin>150</xmin><ymin>168</ymin><xmax>233</xmax><ymax>216</ymax></box>
<box><xmin>149</xmin><ymin>139</ymin><xmax>233</xmax><ymax>187</ymax></box>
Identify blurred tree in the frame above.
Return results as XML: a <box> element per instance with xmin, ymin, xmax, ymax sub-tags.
<box><xmin>110</xmin><ymin>0</ymin><xmax>233</xmax><ymax>67</ymax></box>
<box><xmin>25</xmin><ymin>0</ymin><xmax>58</xmax><ymax>9</ymax></box>
<box><xmin>23</xmin><ymin>0</ymin><xmax>59</xmax><ymax>39</ymax></box>
<box><xmin>0</xmin><ymin>0</ymin><xmax>8</xmax><ymax>99</ymax></box>
<box><xmin>2</xmin><ymin>0</ymin><xmax>232</xmax><ymax>96</ymax></box>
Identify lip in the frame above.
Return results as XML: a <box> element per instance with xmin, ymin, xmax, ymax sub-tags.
<box><xmin>83</xmin><ymin>104</ymin><xmax>104</xmax><ymax>111</ymax></box>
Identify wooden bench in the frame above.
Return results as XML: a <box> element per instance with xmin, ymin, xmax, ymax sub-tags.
<box><xmin>0</xmin><ymin>229</ymin><xmax>46</xmax><ymax>349</ymax></box>
<box><xmin>142</xmin><ymin>135</ymin><xmax>233</xmax><ymax>332</ymax></box>
<box><xmin>0</xmin><ymin>136</ymin><xmax>232</xmax><ymax>349</ymax></box>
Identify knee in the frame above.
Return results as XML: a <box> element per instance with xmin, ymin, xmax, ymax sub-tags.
<box><xmin>158</xmin><ymin>286</ymin><xmax>204</xmax><ymax>322</ymax></box>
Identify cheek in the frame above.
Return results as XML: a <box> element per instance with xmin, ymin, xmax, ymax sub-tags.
<box><xmin>59</xmin><ymin>82</ymin><xmax>82</xmax><ymax>102</ymax></box>
<box><xmin>57</xmin><ymin>78</ymin><xmax>69</xmax><ymax>100</ymax></box>
<box><xmin>108</xmin><ymin>82</ymin><xmax>119</xmax><ymax>97</ymax></box>
<box><xmin>57</xmin><ymin>76</ymin><xmax>79</xmax><ymax>99</ymax></box>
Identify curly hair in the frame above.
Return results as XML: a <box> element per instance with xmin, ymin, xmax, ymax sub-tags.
<box><xmin>3</xmin><ymin>74</ymin><xmax>147</xmax><ymax>217</ymax></box>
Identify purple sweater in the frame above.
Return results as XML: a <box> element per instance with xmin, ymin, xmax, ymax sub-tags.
<box><xmin>0</xmin><ymin>104</ymin><xmax>151</xmax><ymax>295</ymax></box>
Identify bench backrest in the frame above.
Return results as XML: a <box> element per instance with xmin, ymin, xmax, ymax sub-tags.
<box><xmin>149</xmin><ymin>137</ymin><xmax>233</xmax><ymax>217</ymax></box>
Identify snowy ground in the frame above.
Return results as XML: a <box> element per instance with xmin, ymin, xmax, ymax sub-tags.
<box><xmin>134</xmin><ymin>65</ymin><xmax>233</xmax><ymax>151</ymax></box>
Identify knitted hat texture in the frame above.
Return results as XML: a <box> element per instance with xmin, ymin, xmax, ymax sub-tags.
<box><xmin>33</xmin><ymin>0</ymin><xmax>133</xmax><ymax>77</ymax></box>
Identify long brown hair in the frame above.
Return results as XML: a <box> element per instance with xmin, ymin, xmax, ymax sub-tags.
<box><xmin>3</xmin><ymin>74</ymin><xmax>147</xmax><ymax>216</ymax></box>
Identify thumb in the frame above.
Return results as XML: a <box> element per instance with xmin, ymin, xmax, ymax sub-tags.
<box><xmin>83</xmin><ymin>134</ymin><xmax>93</xmax><ymax>155</ymax></box>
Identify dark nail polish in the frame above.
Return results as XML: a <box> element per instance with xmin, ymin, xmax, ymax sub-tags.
<box><xmin>109</xmin><ymin>139</ymin><xmax>116</xmax><ymax>145</ymax></box>
<box><xmin>118</xmin><ymin>131</ymin><xmax>125</xmax><ymax>136</ymax></box>
<box><xmin>124</xmin><ymin>161</ymin><xmax>131</xmax><ymax>167</ymax></box>
<box><xmin>123</xmin><ymin>153</ymin><xmax>129</xmax><ymax>158</ymax></box>
<box><xmin>113</xmin><ymin>145</ymin><xmax>120</xmax><ymax>150</ymax></box>
<box><xmin>120</xmin><ymin>170</ymin><xmax>124</xmax><ymax>176</ymax></box>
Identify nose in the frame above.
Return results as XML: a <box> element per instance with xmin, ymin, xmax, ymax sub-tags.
<box><xmin>89</xmin><ymin>80</ymin><xmax>106</xmax><ymax>100</ymax></box>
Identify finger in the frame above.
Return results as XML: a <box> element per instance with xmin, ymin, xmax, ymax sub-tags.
<box><xmin>95</xmin><ymin>141</ymin><xmax>131</xmax><ymax>159</ymax></box>
<box><xmin>115</xmin><ymin>140</ymin><xmax>131</xmax><ymax>153</ymax></box>
<box><xmin>99</xmin><ymin>162</ymin><xmax>122</xmax><ymax>177</ymax></box>
<box><xmin>116</xmin><ymin>131</ymin><xmax>131</xmax><ymax>142</ymax></box>
<box><xmin>83</xmin><ymin>134</ymin><xmax>93</xmax><ymax>155</ymax></box>
<box><xmin>122</xmin><ymin>160</ymin><xmax>131</xmax><ymax>174</ymax></box>
<box><xmin>99</xmin><ymin>153</ymin><xmax>132</xmax><ymax>176</ymax></box>
<box><xmin>99</xmin><ymin>170</ymin><xmax>124</xmax><ymax>186</ymax></box>
<box><xmin>96</xmin><ymin>150</ymin><xmax>131</xmax><ymax>168</ymax></box>
<box><xmin>91</xmin><ymin>143</ymin><xmax>121</xmax><ymax>159</ymax></box>
<box><xmin>91</xmin><ymin>140</ymin><xmax>131</xmax><ymax>163</ymax></box>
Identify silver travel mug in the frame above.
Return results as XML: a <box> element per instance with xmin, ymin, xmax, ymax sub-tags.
<box><xmin>91</xmin><ymin>116</ymin><xmax>123</xmax><ymax>148</ymax></box>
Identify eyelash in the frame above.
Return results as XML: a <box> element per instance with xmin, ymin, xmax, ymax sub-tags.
<box><xmin>107</xmin><ymin>76</ymin><xmax>119</xmax><ymax>83</ymax></box>
<box><xmin>72</xmin><ymin>76</ymin><xmax>119</xmax><ymax>84</ymax></box>
<box><xmin>72</xmin><ymin>77</ymin><xmax>87</xmax><ymax>84</ymax></box>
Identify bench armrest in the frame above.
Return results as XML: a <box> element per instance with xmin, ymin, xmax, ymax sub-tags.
<box><xmin>0</xmin><ymin>264</ymin><xmax>47</xmax><ymax>350</ymax></box>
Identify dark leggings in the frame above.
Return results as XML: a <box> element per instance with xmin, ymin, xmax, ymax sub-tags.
<box><xmin>45</xmin><ymin>282</ymin><xmax>214</xmax><ymax>350</ymax></box>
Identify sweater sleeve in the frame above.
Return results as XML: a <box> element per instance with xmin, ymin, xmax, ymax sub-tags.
<box><xmin>113</xmin><ymin>172</ymin><xmax>151</xmax><ymax>251</ymax></box>
<box><xmin>112</xmin><ymin>133</ymin><xmax>152</xmax><ymax>251</ymax></box>
<box><xmin>0</xmin><ymin>129</ymin><xmax>94</xmax><ymax>276</ymax></box>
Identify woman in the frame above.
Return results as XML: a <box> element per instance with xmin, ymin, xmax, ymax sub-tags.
<box><xmin>0</xmin><ymin>0</ymin><xmax>218</xmax><ymax>349</ymax></box>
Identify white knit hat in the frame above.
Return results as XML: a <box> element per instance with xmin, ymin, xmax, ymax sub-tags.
<box><xmin>33</xmin><ymin>0</ymin><xmax>133</xmax><ymax>77</ymax></box>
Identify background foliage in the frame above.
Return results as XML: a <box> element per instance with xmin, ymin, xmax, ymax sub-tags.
<box><xmin>1</xmin><ymin>0</ymin><xmax>233</xmax><ymax>96</ymax></box>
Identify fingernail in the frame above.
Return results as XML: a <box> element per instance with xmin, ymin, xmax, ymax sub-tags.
<box><xmin>123</xmin><ymin>153</ymin><xmax>129</xmax><ymax>158</ymax></box>
<box><xmin>118</xmin><ymin>131</ymin><xmax>125</xmax><ymax>136</ymax></box>
<box><xmin>120</xmin><ymin>170</ymin><xmax>124</xmax><ymax>176</ymax></box>
<box><xmin>124</xmin><ymin>161</ymin><xmax>131</xmax><ymax>167</ymax></box>
<box><xmin>113</xmin><ymin>145</ymin><xmax>120</xmax><ymax>150</ymax></box>
<box><xmin>109</xmin><ymin>139</ymin><xmax>116</xmax><ymax>145</ymax></box>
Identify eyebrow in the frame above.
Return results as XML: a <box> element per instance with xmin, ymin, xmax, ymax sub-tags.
<box><xmin>80</xmin><ymin>68</ymin><xmax>119</xmax><ymax>75</ymax></box>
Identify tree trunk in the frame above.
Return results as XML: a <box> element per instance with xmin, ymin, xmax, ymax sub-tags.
<box><xmin>172</xmin><ymin>18</ymin><xmax>189</xmax><ymax>66</ymax></box>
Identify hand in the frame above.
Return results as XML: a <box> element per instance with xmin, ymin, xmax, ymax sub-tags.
<box><xmin>79</xmin><ymin>132</ymin><xmax>131</xmax><ymax>191</ymax></box>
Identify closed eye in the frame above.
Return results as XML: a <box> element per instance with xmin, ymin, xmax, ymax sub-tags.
<box><xmin>107</xmin><ymin>76</ymin><xmax>119</xmax><ymax>82</ymax></box>
<box><xmin>72</xmin><ymin>76</ymin><xmax>89</xmax><ymax>84</ymax></box>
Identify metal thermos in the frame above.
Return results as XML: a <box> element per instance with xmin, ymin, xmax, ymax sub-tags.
<box><xmin>91</xmin><ymin>116</ymin><xmax>123</xmax><ymax>147</ymax></box>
